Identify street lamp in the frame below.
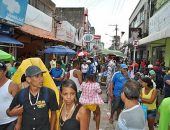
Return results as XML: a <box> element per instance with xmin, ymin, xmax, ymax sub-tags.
<box><xmin>121</xmin><ymin>31</ymin><xmax>125</xmax><ymax>37</ymax></box>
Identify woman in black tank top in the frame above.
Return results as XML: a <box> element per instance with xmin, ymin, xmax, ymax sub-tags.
<box><xmin>60</xmin><ymin>80</ymin><xmax>89</xmax><ymax>130</ymax></box>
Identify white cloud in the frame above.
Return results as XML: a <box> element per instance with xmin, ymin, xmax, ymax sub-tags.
<box><xmin>3</xmin><ymin>0</ymin><xmax>20</xmax><ymax>14</ymax></box>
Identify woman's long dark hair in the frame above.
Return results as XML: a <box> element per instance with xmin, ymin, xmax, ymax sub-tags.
<box><xmin>141</xmin><ymin>77</ymin><xmax>153</xmax><ymax>88</ymax></box>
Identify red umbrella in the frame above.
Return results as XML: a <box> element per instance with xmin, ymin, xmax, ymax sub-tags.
<box><xmin>77</xmin><ymin>51</ymin><xmax>89</xmax><ymax>56</ymax></box>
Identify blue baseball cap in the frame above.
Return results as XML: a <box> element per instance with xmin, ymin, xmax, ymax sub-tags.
<box><xmin>25</xmin><ymin>65</ymin><xmax>46</xmax><ymax>77</ymax></box>
<box><xmin>120</xmin><ymin>64</ymin><xmax>128</xmax><ymax>69</ymax></box>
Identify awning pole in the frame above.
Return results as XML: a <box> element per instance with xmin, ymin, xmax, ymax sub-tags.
<box><xmin>132</xmin><ymin>46</ymin><xmax>136</xmax><ymax>76</ymax></box>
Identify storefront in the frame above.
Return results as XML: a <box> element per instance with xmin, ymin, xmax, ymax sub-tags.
<box><xmin>14</xmin><ymin>24</ymin><xmax>61</xmax><ymax>62</ymax></box>
<box><xmin>0</xmin><ymin>0</ymin><xmax>28</xmax><ymax>57</ymax></box>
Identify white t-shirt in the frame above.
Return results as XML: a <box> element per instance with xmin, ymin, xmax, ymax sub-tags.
<box><xmin>116</xmin><ymin>104</ymin><xmax>145</xmax><ymax>130</ymax></box>
<box><xmin>50</xmin><ymin>60</ymin><xmax>56</xmax><ymax>69</ymax></box>
<box><xmin>81</xmin><ymin>64</ymin><xmax>88</xmax><ymax>73</ymax></box>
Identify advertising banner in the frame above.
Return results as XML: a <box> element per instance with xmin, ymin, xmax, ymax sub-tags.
<box><xmin>56</xmin><ymin>21</ymin><xmax>76</xmax><ymax>44</ymax></box>
<box><xmin>0</xmin><ymin>0</ymin><xmax>28</xmax><ymax>25</ymax></box>
<box><xmin>129</xmin><ymin>28</ymin><xmax>142</xmax><ymax>43</ymax></box>
<box><xmin>25</xmin><ymin>4</ymin><xmax>52</xmax><ymax>32</ymax></box>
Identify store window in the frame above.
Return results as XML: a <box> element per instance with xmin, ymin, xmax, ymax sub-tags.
<box><xmin>152</xmin><ymin>46</ymin><xmax>165</xmax><ymax>64</ymax></box>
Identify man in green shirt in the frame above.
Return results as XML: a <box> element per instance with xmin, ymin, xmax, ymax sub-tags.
<box><xmin>158</xmin><ymin>97</ymin><xmax>170</xmax><ymax>130</ymax></box>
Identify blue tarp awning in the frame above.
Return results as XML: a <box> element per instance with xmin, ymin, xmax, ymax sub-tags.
<box><xmin>0</xmin><ymin>34</ymin><xmax>24</xmax><ymax>47</ymax></box>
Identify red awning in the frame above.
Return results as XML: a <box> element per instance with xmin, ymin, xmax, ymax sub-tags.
<box><xmin>17</xmin><ymin>24</ymin><xmax>64</xmax><ymax>42</ymax></box>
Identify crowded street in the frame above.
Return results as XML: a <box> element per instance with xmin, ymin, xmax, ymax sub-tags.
<box><xmin>0</xmin><ymin>0</ymin><xmax>170</xmax><ymax>130</ymax></box>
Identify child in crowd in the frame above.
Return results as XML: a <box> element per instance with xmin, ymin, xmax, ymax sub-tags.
<box><xmin>79</xmin><ymin>74</ymin><xmax>104</xmax><ymax>130</ymax></box>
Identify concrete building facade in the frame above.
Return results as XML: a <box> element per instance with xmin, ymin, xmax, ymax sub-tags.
<box><xmin>54</xmin><ymin>7</ymin><xmax>89</xmax><ymax>48</ymax></box>
<box><xmin>139</xmin><ymin>0</ymin><xmax>170</xmax><ymax>67</ymax></box>
<box><xmin>55</xmin><ymin>7</ymin><xmax>89</xmax><ymax>33</ymax></box>
<box><xmin>28</xmin><ymin>0</ymin><xmax>55</xmax><ymax>17</ymax></box>
<box><xmin>129</xmin><ymin>0</ymin><xmax>150</xmax><ymax>61</ymax></box>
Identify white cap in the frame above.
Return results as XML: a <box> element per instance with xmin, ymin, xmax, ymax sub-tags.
<box><xmin>148</xmin><ymin>64</ymin><xmax>153</xmax><ymax>69</ymax></box>
<box><xmin>86</xmin><ymin>60</ymin><xmax>91</xmax><ymax>63</ymax></box>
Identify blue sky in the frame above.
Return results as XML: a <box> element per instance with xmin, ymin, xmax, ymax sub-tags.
<box><xmin>52</xmin><ymin>0</ymin><xmax>140</xmax><ymax>48</ymax></box>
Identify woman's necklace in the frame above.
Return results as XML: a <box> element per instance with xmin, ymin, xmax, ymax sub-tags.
<box><xmin>64</xmin><ymin>104</ymin><xmax>76</xmax><ymax>120</ymax></box>
<box><xmin>29</xmin><ymin>91</ymin><xmax>40</xmax><ymax>106</ymax></box>
<box><xmin>60</xmin><ymin>104</ymin><xmax>77</xmax><ymax>126</ymax></box>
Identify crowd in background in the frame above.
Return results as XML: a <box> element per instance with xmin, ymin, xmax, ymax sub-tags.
<box><xmin>0</xmin><ymin>54</ymin><xmax>170</xmax><ymax>130</ymax></box>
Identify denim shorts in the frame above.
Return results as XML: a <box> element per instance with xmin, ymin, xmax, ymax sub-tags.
<box><xmin>147</xmin><ymin>109</ymin><xmax>157</xmax><ymax>118</ymax></box>
<box><xmin>112</xmin><ymin>96</ymin><xmax>124</xmax><ymax>110</ymax></box>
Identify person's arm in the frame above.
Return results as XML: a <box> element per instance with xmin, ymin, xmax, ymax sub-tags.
<box><xmin>78</xmin><ymin>106</ymin><xmax>89</xmax><ymax>130</ymax></box>
<box><xmin>14</xmin><ymin>116</ymin><xmax>22</xmax><ymax>130</ymax></box>
<box><xmin>141</xmin><ymin>89</ymin><xmax>157</xmax><ymax>104</ymax></box>
<box><xmin>77</xmin><ymin>70</ymin><xmax>82</xmax><ymax>84</ymax></box>
<box><xmin>6</xmin><ymin>105</ymin><xmax>23</xmax><ymax>117</ymax></box>
<box><xmin>109</xmin><ymin>72</ymin><xmax>117</xmax><ymax>97</ymax></box>
<box><xmin>50</xmin><ymin>111</ymin><xmax>56</xmax><ymax>130</ymax></box>
<box><xmin>108</xmin><ymin>82</ymin><xmax>114</xmax><ymax>99</ymax></box>
<box><xmin>7</xmin><ymin>91</ymin><xmax>23</xmax><ymax>117</ymax></box>
<box><xmin>55</xmin><ymin>69</ymin><xmax>65</xmax><ymax>81</ymax></box>
<box><xmin>9</xmin><ymin>82</ymin><xmax>20</xmax><ymax>97</ymax></box>
<box><xmin>55</xmin><ymin>76</ymin><xmax>64</xmax><ymax>81</ymax></box>
<box><xmin>6</xmin><ymin>91</ymin><xmax>23</xmax><ymax>130</ymax></box>
<box><xmin>48</xmin><ymin>89</ymin><xmax>59</xmax><ymax>130</ymax></box>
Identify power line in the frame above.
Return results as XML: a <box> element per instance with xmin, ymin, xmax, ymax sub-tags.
<box><xmin>111</xmin><ymin>0</ymin><xmax>117</xmax><ymax>16</ymax></box>
<box><xmin>114</xmin><ymin>0</ymin><xmax>122</xmax><ymax>14</ymax></box>
<box><xmin>111</xmin><ymin>0</ymin><xmax>119</xmax><ymax>18</ymax></box>
<box><xmin>115</xmin><ymin>0</ymin><xmax>126</xmax><ymax>18</ymax></box>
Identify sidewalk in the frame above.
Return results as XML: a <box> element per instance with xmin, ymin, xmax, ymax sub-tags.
<box><xmin>89</xmin><ymin>85</ymin><xmax>158</xmax><ymax>130</ymax></box>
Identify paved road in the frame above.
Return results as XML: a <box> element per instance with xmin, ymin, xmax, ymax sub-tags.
<box><xmin>89</xmin><ymin>85</ymin><xmax>158</xmax><ymax>130</ymax></box>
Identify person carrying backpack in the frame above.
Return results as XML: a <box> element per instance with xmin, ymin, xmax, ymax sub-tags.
<box><xmin>7</xmin><ymin>65</ymin><xmax>59</xmax><ymax>130</ymax></box>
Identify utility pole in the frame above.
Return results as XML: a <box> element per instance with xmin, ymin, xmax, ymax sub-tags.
<box><xmin>115</xmin><ymin>24</ymin><xmax>118</xmax><ymax>50</ymax></box>
<box><xmin>109</xmin><ymin>24</ymin><xmax>118</xmax><ymax>50</ymax></box>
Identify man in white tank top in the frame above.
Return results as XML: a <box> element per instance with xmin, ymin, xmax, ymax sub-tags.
<box><xmin>81</xmin><ymin>60</ymin><xmax>88</xmax><ymax>80</ymax></box>
<box><xmin>67</xmin><ymin>60</ymin><xmax>82</xmax><ymax>96</ymax></box>
<box><xmin>0</xmin><ymin>62</ymin><xmax>20</xmax><ymax>130</ymax></box>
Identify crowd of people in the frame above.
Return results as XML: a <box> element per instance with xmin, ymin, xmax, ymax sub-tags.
<box><xmin>0</xmin><ymin>55</ymin><xmax>170</xmax><ymax>130</ymax></box>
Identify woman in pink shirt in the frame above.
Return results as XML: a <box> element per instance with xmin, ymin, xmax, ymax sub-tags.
<box><xmin>79</xmin><ymin>74</ymin><xmax>104</xmax><ymax>130</ymax></box>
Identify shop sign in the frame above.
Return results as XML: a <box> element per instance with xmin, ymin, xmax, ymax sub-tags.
<box><xmin>56</xmin><ymin>21</ymin><xmax>76</xmax><ymax>44</ymax></box>
<box><xmin>75</xmin><ymin>27</ymin><xmax>84</xmax><ymax>46</ymax></box>
<box><xmin>83</xmin><ymin>34</ymin><xmax>94</xmax><ymax>42</ymax></box>
<box><xmin>129</xmin><ymin>28</ymin><xmax>142</xmax><ymax>43</ymax></box>
<box><xmin>0</xmin><ymin>0</ymin><xmax>28</xmax><ymax>26</ymax></box>
<box><xmin>93</xmin><ymin>35</ymin><xmax>101</xmax><ymax>40</ymax></box>
<box><xmin>0</xmin><ymin>24</ymin><xmax>14</xmax><ymax>35</ymax></box>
